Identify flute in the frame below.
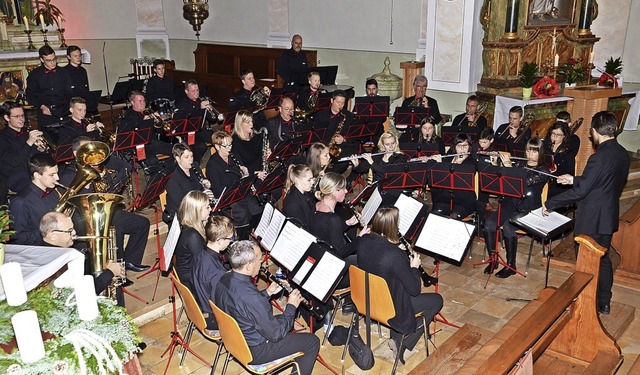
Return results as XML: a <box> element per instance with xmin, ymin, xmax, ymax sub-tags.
<box><xmin>408</xmin><ymin>152</ymin><xmax>469</xmax><ymax>162</ymax></box>
<box><xmin>260</xmin><ymin>266</ymin><xmax>324</xmax><ymax>320</ymax></box>
<box><xmin>337</xmin><ymin>151</ymin><xmax>394</xmax><ymax>163</ymax></box>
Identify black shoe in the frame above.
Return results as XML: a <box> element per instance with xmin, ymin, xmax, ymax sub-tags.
<box><xmin>495</xmin><ymin>266</ymin><xmax>516</xmax><ymax>278</ymax></box>
<box><xmin>125</xmin><ymin>262</ymin><xmax>150</xmax><ymax>272</ymax></box>
<box><xmin>420</xmin><ymin>272</ymin><xmax>438</xmax><ymax>287</ymax></box>
<box><xmin>136</xmin><ymin>342</ymin><xmax>147</xmax><ymax>352</ymax></box>
<box><xmin>598</xmin><ymin>303</ymin><xmax>611</xmax><ymax>315</ymax></box>
<box><xmin>484</xmin><ymin>260</ymin><xmax>497</xmax><ymax>274</ymax></box>
<box><xmin>122</xmin><ymin>278</ymin><xmax>134</xmax><ymax>287</ymax></box>
<box><xmin>341</xmin><ymin>302</ymin><xmax>356</xmax><ymax>315</ymax></box>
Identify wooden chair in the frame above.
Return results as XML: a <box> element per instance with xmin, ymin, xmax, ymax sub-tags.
<box><xmin>169</xmin><ymin>273</ymin><xmax>224</xmax><ymax>374</ymax></box>
<box><xmin>209</xmin><ymin>300</ymin><xmax>303</xmax><ymax>375</ymax></box>
<box><xmin>344</xmin><ymin>265</ymin><xmax>429</xmax><ymax>375</ymax></box>
<box><xmin>158</xmin><ymin>191</ymin><xmax>167</xmax><ymax>212</ymax></box>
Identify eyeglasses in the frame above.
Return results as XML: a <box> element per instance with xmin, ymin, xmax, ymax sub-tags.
<box><xmin>42</xmin><ymin>58</ymin><xmax>57</xmax><ymax>63</ymax></box>
<box><xmin>52</xmin><ymin>228</ymin><xmax>74</xmax><ymax>235</ymax></box>
<box><xmin>218</xmin><ymin>143</ymin><xmax>232</xmax><ymax>149</ymax></box>
<box><xmin>550</xmin><ymin>132</ymin><xmax>565</xmax><ymax>138</ymax></box>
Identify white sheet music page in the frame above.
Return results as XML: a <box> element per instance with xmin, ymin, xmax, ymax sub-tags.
<box><xmin>302</xmin><ymin>252</ymin><xmax>346</xmax><ymax>301</ymax></box>
<box><xmin>261</xmin><ymin>209</ymin><xmax>286</xmax><ymax>251</ymax></box>
<box><xmin>269</xmin><ymin>221</ymin><xmax>316</xmax><ymax>271</ymax></box>
<box><xmin>254</xmin><ymin>202</ymin><xmax>274</xmax><ymax>239</ymax></box>
<box><xmin>517</xmin><ymin>207</ymin><xmax>571</xmax><ymax>236</ymax></box>
<box><xmin>361</xmin><ymin>188</ymin><xmax>383</xmax><ymax>225</ymax></box>
<box><xmin>395</xmin><ymin>193</ymin><xmax>423</xmax><ymax>236</ymax></box>
<box><xmin>163</xmin><ymin>216</ymin><xmax>182</xmax><ymax>271</ymax></box>
<box><xmin>415</xmin><ymin>214</ymin><xmax>474</xmax><ymax>262</ymax></box>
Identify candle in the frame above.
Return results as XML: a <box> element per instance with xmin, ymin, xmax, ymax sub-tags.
<box><xmin>57</xmin><ymin>16</ymin><xmax>62</xmax><ymax>29</ymax></box>
<box><xmin>74</xmin><ymin>275</ymin><xmax>99</xmax><ymax>321</ymax></box>
<box><xmin>0</xmin><ymin>262</ymin><xmax>27</xmax><ymax>306</ymax></box>
<box><xmin>554</xmin><ymin>54</ymin><xmax>559</xmax><ymax>67</ymax></box>
<box><xmin>589</xmin><ymin>51</ymin><xmax>594</xmax><ymax>64</ymax></box>
<box><xmin>39</xmin><ymin>14</ymin><xmax>45</xmax><ymax>31</ymax></box>
<box><xmin>23</xmin><ymin>16</ymin><xmax>29</xmax><ymax>31</ymax></box>
<box><xmin>11</xmin><ymin>310</ymin><xmax>45</xmax><ymax>363</ymax></box>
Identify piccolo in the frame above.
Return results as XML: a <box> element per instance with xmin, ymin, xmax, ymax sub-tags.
<box><xmin>337</xmin><ymin>151</ymin><xmax>394</xmax><ymax>163</ymax></box>
<box><xmin>408</xmin><ymin>152</ymin><xmax>469</xmax><ymax>162</ymax></box>
<box><xmin>523</xmin><ymin>166</ymin><xmax>558</xmax><ymax>179</ymax></box>
<box><xmin>260</xmin><ymin>266</ymin><xmax>325</xmax><ymax>320</ymax></box>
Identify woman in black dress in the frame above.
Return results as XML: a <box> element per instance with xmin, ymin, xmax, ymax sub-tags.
<box><xmin>174</xmin><ymin>190</ymin><xmax>210</xmax><ymax>291</ymax></box>
<box><xmin>282</xmin><ymin>164</ymin><xmax>316</xmax><ymax>229</ymax></box>
<box><xmin>416</xmin><ymin>117</ymin><xmax>445</xmax><ymax>155</ymax></box>
<box><xmin>231</xmin><ymin>110</ymin><xmax>268</xmax><ymax>180</ymax></box>
<box><xmin>544</xmin><ymin>121</ymin><xmax>578</xmax><ymax>199</ymax></box>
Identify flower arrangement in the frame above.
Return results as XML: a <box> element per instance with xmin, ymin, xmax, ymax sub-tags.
<box><xmin>0</xmin><ymin>286</ymin><xmax>140</xmax><ymax>374</ymax></box>
<box><xmin>533</xmin><ymin>77</ymin><xmax>559</xmax><ymax>98</ymax></box>
<box><xmin>598</xmin><ymin>57</ymin><xmax>623</xmax><ymax>88</ymax></box>
<box><xmin>0</xmin><ymin>205</ymin><xmax>15</xmax><ymax>244</ymax></box>
<box><xmin>559</xmin><ymin>57</ymin><xmax>586</xmax><ymax>85</ymax></box>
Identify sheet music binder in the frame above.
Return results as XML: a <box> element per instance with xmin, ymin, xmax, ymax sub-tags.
<box><xmin>414</xmin><ymin>213</ymin><xmax>475</xmax><ymax>264</ymax></box>
<box><xmin>510</xmin><ymin>208</ymin><xmax>574</xmax><ymax>239</ymax></box>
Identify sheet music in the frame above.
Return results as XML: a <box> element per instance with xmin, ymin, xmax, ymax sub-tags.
<box><xmin>395</xmin><ymin>193</ymin><xmax>424</xmax><ymax>236</ymax></box>
<box><xmin>361</xmin><ymin>188</ymin><xmax>382</xmax><ymax>225</ymax></box>
<box><xmin>415</xmin><ymin>214</ymin><xmax>474</xmax><ymax>262</ymax></box>
<box><xmin>302</xmin><ymin>252</ymin><xmax>346</xmax><ymax>301</ymax></box>
<box><xmin>261</xmin><ymin>209</ymin><xmax>286</xmax><ymax>251</ymax></box>
<box><xmin>254</xmin><ymin>203</ymin><xmax>274</xmax><ymax>239</ymax></box>
<box><xmin>292</xmin><ymin>256</ymin><xmax>315</xmax><ymax>285</ymax></box>
<box><xmin>516</xmin><ymin>207</ymin><xmax>571</xmax><ymax>236</ymax></box>
<box><xmin>269</xmin><ymin>221</ymin><xmax>316</xmax><ymax>271</ymax></box>
<box><xmin>163</xmin><ymin>216</ymin><xmax>182</xmax><ymax>272</ymax></box>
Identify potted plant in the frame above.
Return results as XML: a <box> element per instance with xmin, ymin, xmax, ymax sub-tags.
<box><xmin>559</xmin><ymin>57</ymin><xmax>586</xmax><ymax>87</ymax></box>
<box><xmin>33</xmin><ymin>0</ymin><xmax>63</xmax><ymax>28</ymax></box>
<box><xmin>519</xmin><ymin>62</ymin><xmax>539</xmax><ymax>100</ymax></box>
<box><xmin>598</xmin><ymin>57</ymin><xmax>623</xmax><ymax>88</ymax></box>
<box><xmin>0</xmin><ymin>205</ymin><xmax>15</xmax><ymax>264</ymax></box>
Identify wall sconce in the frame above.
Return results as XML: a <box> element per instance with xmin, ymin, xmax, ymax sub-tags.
<box><xmin>183</xmin><ymin>0</ymin><xmax>209</xmax><ymax>40</ymax></box>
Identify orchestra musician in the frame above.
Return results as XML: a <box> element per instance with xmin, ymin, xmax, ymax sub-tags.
<box><xmin>311</xmin><ymin>90</ymin><xmax>353</xmax><ymax>147</ymax></box>
<box><xmin>62</xmin><ymin>45</ymin><xmax>90</xmax><ymax>100</ymax></box>
<box><xmin>26</xmin><ymin>45</ymin><xmax>73</xmax><ymax>142</ymax></box>
<box><xmin>414</xmin><ymin>116</ymin><xmax>445</xmax><ymax>154</ymax></box>
<box><xmin>474</xmin><ymin>127</ymin><xmax>497</xmax><ymax>227</ymax></box>
<box><xmin>266</xmin><ymin>97</ymin><xmax>296</xmax><ymax>148</ymax></box>
<box><xmin>174</xmin><ymin>79</ymin><xmax>217</xmax><ymax>164</ymax></box>
<box><xmin>9</xmin><ymin>152</ymin><xmax>60</xmax><ymax>245</ymax></box>
<box><xmin>450</xmin><ymin>95</ymin><xmax>487</xmax><ymax>139</ymax></box>
<box><xmin>213</xmin><ymin>240</ymin><xmax>320</xmax><ymax>375</ymax></box>
<box><xmin>58</xmin><ymin>97</ymin><xmax>103</xmax><ymax>144</ymax></box>
<box><xmin>231</xmin><ymin>110</ymin><xmax>269</xmax><ymax>180</ymax></box>
<box><xmin>277</xmin><ymin>34</ymin><xmax>309</xmax><ymax>85</ymax></box>
<box><xmin>400</xmin><ymin>75</ymin><xmax>442</xmax><ymax>125</ymax></box>
<box><xmin>555</xmin><ymin>111</ymin><xmax>581</xmax><ymax>152</ymax></box>
<box><xmin>228</xmin><ymin>69</ymin><xmax>270</xmax><ymax>129</ymax></box>
<box><xmin>163</xmin><ymin>142</ymin><xmax>213</xmax><ymax>224</ymax></box>
<box><xmin>296</xmin><ymin>71</ymin><xmax>323</xmax><ymax>112</ymax></box>
<box><xmin>174</xmin><ymin>190</ymin><xmax>211</xmax><ymax>292</ymax></box>
<box><xmin>483</xmin><ymin>138</ymin><xmax>548</xmax><ymax>278</ymax></box>
<box><xmin>365</xmin><ymin>78</ymin><xmax>379</xmax><ymax>97</ymax></box>
<box><xmin>282</xmin><ymin>164</ymin><xmax>316</xmax><ymax>229</ymax></box>
<box><xmin>544</xmin><ymin>121</ymin><xmax>579</xmax><ymax>199</ymax></box>
<box><xmin>206</xmin><ymin>130</ymin><xmax>262</xmax><ymax>240</ymax></box>
<box><xmin>59</xmin><ymin>136</ymin><xmax>150</xmax><ymax>274</ymax></box>
<box><xmin>430</xmin><ymin>133</ymin><xmax>477</xmax><ymax>220</ymax></box>
<box><xmin>0</xmin><ymin>101</ymin><xmax>42</xmax><ymax>203</ymax></box>
<box><xmin>191</xmin><ymin>215</ymin><xmax>234</xmax><ymax>330</ymax></box>
<box><xmin>494</xmin><ymin>106</ymin><xmax>531</xmax><ymax>152</ymax></box>
<box><xmin>306</xmin><ymin>142</ymin><xmax>331</xmax><ymax>181</ymax></box>
<box><xmin>145</xmin><ymin>59</ymin><xmax>175</xmax><ymax>103</ymax></box>
<box><xmin>118</xmin><ymin>90</ymin><xmax>174</xmax><ymax>169</ymax></box>
<box><xmin>355</xmin><ymin>206</ymin><xmax>443</xmax><ymax>365</ymax></box>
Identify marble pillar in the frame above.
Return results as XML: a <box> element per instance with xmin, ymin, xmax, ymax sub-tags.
<box><xmin>267</xmin><ymin>0</ymin><xmax>290</xmax><ymax>48</ymax></box>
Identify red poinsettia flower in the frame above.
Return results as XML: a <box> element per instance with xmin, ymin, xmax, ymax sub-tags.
<box><xmin>533</xmin><ymin>77</ymin><xmax>559</xmax><ymax>98</ymax></box>
<box><xmin>598</xmin><ymin>74</ymin><xmax>618</xmax><ymax>88</ymax></box>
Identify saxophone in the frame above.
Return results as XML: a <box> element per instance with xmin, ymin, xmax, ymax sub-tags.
<box><xmin>328</xmin><ymin>112</ymin><xmax>347</xmax><ymax>158</ymax></box>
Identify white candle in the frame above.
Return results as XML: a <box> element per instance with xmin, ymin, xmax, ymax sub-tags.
<box><xmin>11</xmin><ymin>310</ymin><xmax>45</xmax><ymax>363</ymax></box>
<box><xmin>57</xmin><ymin>16</ymin><xmax>62</xmax><ymax>29</ymax></box>
<box><xmin>39</xmin><ymin>14</ymin><xmax>45</xmax><ymax>31</ymax></box>
<box><xmin>0</xmin><ymin>262</ymin><xmax>27</xmax><ymax>306</ymax></box>
<box><xmin>0</xmin><ymin>22</ymin><xmax>7</xmax><ymax>41</ymax></box>
<box><xmin>589</xmin><ymin>51</ymin><xmax>594</xmax><ymax>64</ymax></box>
<box><xmin>74</xmin><ymin>275</ymin><xmax>99</xmax><ymax>321</ymax></box>
<box><xmin>554</xmin><ymin>54</ymin><xmax>559</xmax><ymax>67</ymax></box>
<box><xmin>23</xmin><ymin>16</ymin><xmax>29</xmax><ymax>31</ymax></box>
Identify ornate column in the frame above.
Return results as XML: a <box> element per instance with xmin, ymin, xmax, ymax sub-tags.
<box><xmin>134</xmin><ymin>0</ymin><xmax>170</xmax><ymax>59</ymax></box>
<box><xmin>416</xmin><ymin>0</ymin><xmax>428</xmax><ymax>60</ymax></box>
<box><xmin>267</xmin><ymin>0</ymin><xmax>290</xmax><ymax>48</ymax></box>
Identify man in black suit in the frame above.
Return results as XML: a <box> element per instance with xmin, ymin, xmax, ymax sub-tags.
<box><xmin>277</xmin><ymin>34</ymin><xmax>309</xmax><ymax>86</ymax></box>
<box><xmin>543</xmin><ymin>111</ymin><xmax>630</xmax><ymax>315</ymax></box>
<box><xmin>400</xmin><ymin>75</ymin><xmax>442</xmax><ymax>125</ymax></box>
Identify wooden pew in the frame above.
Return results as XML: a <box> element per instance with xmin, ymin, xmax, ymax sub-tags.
<box><xmin>410</xmin><ymin>235</ymin><xmax>623</xmax><ymax>375</ymax></box>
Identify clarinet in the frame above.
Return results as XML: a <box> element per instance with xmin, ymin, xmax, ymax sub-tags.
<box><xmin>398</xmin><ymin>233</ymin><xmax>438</xmax><ymax>287</ymax></box>
<box><xmin>192</xmin><ymin>166</ymin><xmax>217</xmax><ymax>205</ymax></box>
<box><xmin>229</xmin><ymin>152</ymin><xmax>257</xmax><ymax>195</ymax></box>
<box><xmin>260</xmin><ymin>266</ymin><xmax>325</xmax><ymax>320</ymax></box>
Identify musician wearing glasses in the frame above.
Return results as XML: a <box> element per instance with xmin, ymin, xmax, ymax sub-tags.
<box><xmin>483</xmin><ymin>138</ymin><xmax>548</xmax><ymax>278</ymax></box>
<box><xmin>277</xmin><ymin>34</ymin><xmax>309</xmax><ymax>85</ymax></box>
<box><xmin>266</xmin><ymin>97</ymin><xmax>296</xmax><ymax>148</ymax></box>
<box><xmin>400</xmin><ymin>75</ymin><xmax>442</xmax><ymax>125</ymax></box>
<box><xmin>449</xmin><ymin>95</ymin><xmax>487</xmax><ymax>138</ymax></box>
<box><xmin>62</xmin><ymin>45</ymin><xmax>90</xmax><ymax>100</ymax></box>
<box><xmin>163</xmin><ymin>142</ymin><xmax>212</xmax><ymax>224</ymax></box>
<box><xmin>26</xmin><ymin>45</ymin><xmax>73</xmax><ymax>141</ymax></box>
<box><xmin>175</xmin><ymin>79</ymin><xmax>217</xmax><ymax>164</ymax></box>
<box><xmin>9</xmin><ymin>152</ymin><xmax>60</xmax><ymax>245</ymax></box>
<box><xmin>214</xmin><ymin>240</ymin><xmax>319</xmax><ymax>375</ymax></box>
<box><xmin>191</xmin><ymin>215</ymin><xmax>234</xmax><ymax>331</ymax></box>
<box><xmin>544</xmin><ymin>121</ymin><xmax>579</xmax><ymax>200</ymax></box>
<box><xmin>58</xmin><ymin>97</ymin><xmax>103</xmax><ymax>145</ymax></box>
<box><xmin>0</xmin><ymin>101</ymin><xmax>42</xmax><ymax>203</ymax></box>
<box><xmin>145</xmin><ymin>59</ymin><xmax>175</xmax><ymax>103</ymax></box>
<box><xmin>494</xmin><ymin>106</ymin><xmax>531</xmax><ymax>152</ymax></box>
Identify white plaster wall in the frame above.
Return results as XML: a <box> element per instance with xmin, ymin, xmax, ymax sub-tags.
<box><xmin>621</xmin><ymin>0</ymin><xmax>640</xmax><ymax>83</ymax></box>
<box><xmin>590</xmin><ymin>0</ymin><xmax>632</xmax><ymax>79</ymax></box>
<box><xmin>53</xmin><ymin>0</ymin><xmax>139</xmax><ymax>39</ymax></box>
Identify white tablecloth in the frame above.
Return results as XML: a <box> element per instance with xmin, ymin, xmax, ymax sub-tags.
<box><xmin>493</xmin><ymin>95</ymin><xmax>573</xmax><ymax>129</ymax></box>
<box><xmin>0</xmin><ymin>245</ymin><xmax>85</xmax><ymax>300</ymax></box>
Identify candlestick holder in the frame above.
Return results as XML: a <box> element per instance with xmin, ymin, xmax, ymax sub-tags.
<box><xmin>58</xmin><ymin>28</ymin><xmax>67</xmax><ymax>49</ymax></box>
<box><xmin>586</xmin><ymin>63</ymin><xmax>594</xmax><ymax>85</ymax></box>
<box><xmin>24</xmin><ymin>30</ymin><xmax>36</xmax><ymax>51</ymax></box>
<box><xmin>551</xmin><ymin>65</ymin><xmax>559</xmax><ymax>82</ymax></box>
<box><xmin>41</xmin><ymin>29</ymin><xmax>48</xmax><ymax>46</ymax></box>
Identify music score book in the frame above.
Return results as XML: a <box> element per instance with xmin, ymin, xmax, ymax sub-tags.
<box><xmin>414</xmin><ymin>214</ymin><xmax>475</xmax><ymax>263</ymax></box>
<box><xmin>511</xmin><ymin>207</ymin><xmax>572</xmax><ymax>238</ymax></box>
<box><xmin>254</xmin><ymin>203</ymin><xmax>286</xmax><ymax>251</ymax></box>
<box><xmin>360</xmin><ymin>187</ymin><xmax>383</xmax><ymax>226</ymax></box>
<box><xmin>162</xmin><ymin>216</ymin><xmax>181</xmax><ymax>272</ymax></box>
<box><xmin>395</xmin><ymin>193</ymin><xmax>425</xmax><ymax>236</ymax></box>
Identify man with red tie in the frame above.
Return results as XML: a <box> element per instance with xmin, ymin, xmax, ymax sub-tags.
<box><xmin>26</xmin><ymin>45</ymin><xmax>73</xmax><ymax>142</ymax></box>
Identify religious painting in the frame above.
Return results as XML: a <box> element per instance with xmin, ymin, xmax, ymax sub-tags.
<box><xmin>0</xmin><ymin>70</ymin><xmax>24</xmax><ymax>103</ymax></box>
<box><xmin>526</xmin><ymin>0</ymin><xmax>577</xmax><ymax>26</ymax></box>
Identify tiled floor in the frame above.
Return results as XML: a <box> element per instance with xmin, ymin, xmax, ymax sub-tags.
<box><xmin>124</xmin><ymin>223</ymin><xmax>640</xmax><ymax>374</ymax></box>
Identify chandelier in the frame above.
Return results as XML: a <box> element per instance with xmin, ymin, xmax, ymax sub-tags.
<box><xmin>183</xmin><ymin>0</ymin><xmax>209</xmax><ymax>40</ymax></box>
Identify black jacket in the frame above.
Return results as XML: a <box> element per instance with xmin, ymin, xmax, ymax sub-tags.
<box><xmin>282</xmin><ymin>187</ymin><xmax>315</xmax><ymax>229</ymax></box>
<box><xmin>164</xmin><ymin>167</ymin><xmax>202</xmax><ymax>223</ymax></box>
<box><xmin>174</xmin><ymin>226</ymin><xmax>205</xmax><ymax>290</ymax></box>
<box><xmin>10</xmin><ymin>183</ymin><xmax>59</xmax><ymax>245</ymax></box>
<box><xmin>400</xmin><ymin>95</ymin><xmax>442</xmax><ymax>124</ymax></box>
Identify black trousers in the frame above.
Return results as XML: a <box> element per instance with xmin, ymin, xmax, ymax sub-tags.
<box><xmin>390</xmin><ymin>293</ymin><xmax>443</xmax><ymax>351</ymax></box>
<box><xmin>112</xmin><ymin>209</ymin><xmax>150</xmax><ymax>265</ymax></box>
<box><xmin>249</xmin><ymin>333</ymin><xmax>319</xmax><ymax>375</ymax></box>
<box><xmin>587</xmin><ymin>234</ymin><xmax>613</xmax><ymax>306</ymax></box>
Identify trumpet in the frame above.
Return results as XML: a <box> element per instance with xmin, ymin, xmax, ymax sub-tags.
<box><xmin>408</xmin><ymin>152</ymin><xmax>469</xmax><ymax>162</ymax></box>
<box><xmin>260</xmin><ymin>266</ymin><xmax>324</xmax><ymax>320</ymax></box>
<box><xmin>199</xmin><ymin>96</ymin><xmax>225</xmax><ymax>122</ymax></box>
<box><xmin>25</xmin><ymin>124</ymin><xmax>55</xmax><ymax>153</ymax></box>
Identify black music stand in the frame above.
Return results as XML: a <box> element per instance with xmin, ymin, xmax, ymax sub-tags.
<box><xmin>222</xmin><ymin>109</ymin><xmax>240</xmax><ymax>132</ymax></box>
<box><xmin>289</xmin><ymin>66</ymin><xmax>338</xmax><ymax>87</ymax></box>
<box><xmin>113</xmin><ymin>128</ymin><xmax>153</xmax><ymax>203</ymax></box>
<box><xmin>475</xmin><ymin>165</ymin><xmax>527</xmax><ymax>284</ymax></box>
<box><xmin>54</xmin><ymin>143</ymin><xmax>74</xmax><ymax>163</ymax></box>
<box><xmin>349</xmin><ymin>181</ymin><xmax>379</xmax><ymax>207</ymax></box>
<box><xmin>265</xmin><ymin>88</ymin><xmax>297</xmax><ymax>109</ymax></box>
<box><xmin>213</xmin><ymin>176</ymin><xmax>257</xmax><ymax>212</ymax></box>
<box><xmin>268</xmin><ymin>136</ymin><xmax>305</xmax><ymax>163</ymax></box>
<box><xmin>430</xmin><ymin>162</ymin><xmax>476</xmax><ymax>213</ymax></box>
<box><xmin>315</xmin><ymin>92</ymin><xmax>333</xmax><ymax>110</ymax></box>
<box><xmin>400</xmin><ymin>142</ymin><xmax>440</xmax><ymax>159</ymax></box>
<box><xmin>441</xmin><ymin>129</ymin><xmax>459</xmax><ymax>147</ymax></box>
<box><xmin>353</xmin><ymin>96</ymin><xmax>390</xmax><ymax>119</ymax></box>
<box><xmin>382</xmin><ymin>161</ymin><xmax>434</xmax><ymax>191</ymax></box>
<box><xmin>165</xmin><ymin>117</ymin><xmax>201</xmax><ymax>145</ymax></box>
<box><xmin>343</xmin><ymin>119</ymin><xmax>382</xmax><ymax>141</ymax></box>
<box><xmin>393</xmin><ymin>107</ymin><xmax>428</xmax><ymax>141</ymax></box>
<box><xmin>255</xmin><ymin>166</ymin><xmax>287</xmax><ymax>197</ymax></box>
<box><xmin>295</xmin><ymin>128</ymin><xmax>328</xmax><ymax>147</ymax></box>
